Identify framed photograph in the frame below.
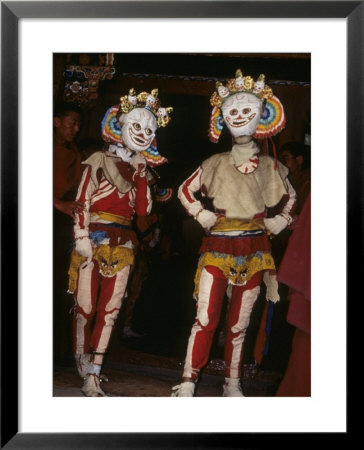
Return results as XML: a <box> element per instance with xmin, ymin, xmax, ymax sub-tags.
<box><xmin>2</xmin><ymin>1</ymin><xmax>360</xmax><ymax>448</ymax></box>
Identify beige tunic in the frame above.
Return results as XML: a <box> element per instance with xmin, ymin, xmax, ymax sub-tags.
<box><xmin>200</xmin><ymin>153</ymin><xmax>289</xmax><ymax>220</ymax></box>
<box><xmin>83</xmin><ymin>151</ymin><xmax>132</xmax><ymax>194</ymax></box>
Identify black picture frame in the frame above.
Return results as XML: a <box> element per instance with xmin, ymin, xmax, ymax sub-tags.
<box><xmin>1</xmin><ymin>1</ymin><xmax>360</xmax><ymax>448</ymax></box>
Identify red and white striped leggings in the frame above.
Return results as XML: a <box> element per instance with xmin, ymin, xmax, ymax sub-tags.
<box><xmin>183</xmin><ymin>265</ymin><xmax>262</xmax><ymax>380</ymax></box>
<box><xmin>73</xmin><ymin>261</ymin><xmax>130</xmax><ymax>365</ymax></box>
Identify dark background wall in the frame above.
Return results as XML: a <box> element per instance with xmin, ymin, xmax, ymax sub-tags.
<box><xmin>54</xmin><ymin>52</ymin><xmax>310</xmax><ymax>188</ymax></box>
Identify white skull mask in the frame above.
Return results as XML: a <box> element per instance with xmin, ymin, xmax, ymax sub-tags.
<box><xmin>120</xmin><ymin>108</ymin><xmax>157</xmax><ymax>152</ymax></box>
<box><xmin>221</xmin><ymin>93</ymin><xmax>263</xmax><ymax>137</ymax></box>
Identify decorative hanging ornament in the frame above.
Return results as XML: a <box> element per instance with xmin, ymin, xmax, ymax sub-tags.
<box><xmin>254</xmin><ymin>95</ymin><xmax>286</xmax><ymax>138</ymax></box>
<box><xmin>154</xmin><ymin>186</ymin><xmax>173</xmax><ymax>203</ymax></box>
<box><xmin>141</xmin><ymin>140</ymin><xmax>168</xmax><ymax>167</ymax></box>
<box><xmin>101</xmin><ymin>105</ymin><xmax>122</xmax><ymax>144</ymax></box>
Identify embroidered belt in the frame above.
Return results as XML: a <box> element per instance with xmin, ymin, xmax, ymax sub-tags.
<box><xmin>91</xmin><ymin>211</ymin><xmax>132</xmax><ymax>227</ymax></box>
<box><xmin>210</xmin><ymin>217</ymin><xmax>266</xmax><ymax>233</ymax></box>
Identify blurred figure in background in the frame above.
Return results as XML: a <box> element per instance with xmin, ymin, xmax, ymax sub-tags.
<box><xmin>278</xmin><ymin>141</ymin><xmax>310</xmax><ymax>216</ymax></box>
<box><xmin>276</xmin><ymin>193</ymin><xmax>311</xmax><ymax>396</ymax></box>
<box><xmin>253</xmin><ymin>141</ymin><xmax>311</xmax><ymax>386</ymax></box>
<box><xmin>53</xmin><ymin>103</ymin><xmax>84</xmax><ymax>217</ymax></box>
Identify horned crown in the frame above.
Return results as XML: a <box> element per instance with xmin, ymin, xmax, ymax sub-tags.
<box><xmin>119</xmin><ymin>88</ymin><xmax>173</xmax><ymax>127</ymax></box>
<box><xmin>210</xmin><ymin>69</ymin><xmax>274</xmax><ymax>108</ymax></box>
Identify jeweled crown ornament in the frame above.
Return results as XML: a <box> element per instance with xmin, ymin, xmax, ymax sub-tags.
<box><xmin>119</xmin><ymin>88</ymin><xmax>173</xmax><ymax>127</ymax></box>
<box><xmin>210</xmin><ymin>69</ymin><xmax>273</xmax><ymax>108</ymax></box>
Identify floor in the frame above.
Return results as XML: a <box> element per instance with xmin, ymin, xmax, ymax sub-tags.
<box><xmin>54</xmin><ymin>338</ymin><xmax>284</xmax><ymax>397</ymax></box>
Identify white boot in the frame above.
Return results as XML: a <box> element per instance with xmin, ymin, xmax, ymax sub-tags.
<box><xmin>171</xmin><ymin>381</ymin><xmax>195</xmax><ymax>397</ymax></box>
<box><xmin>75</xmin><ymin>353</ymin><xmax>91</xmax><ymax>378</ymax></box>
<box><xmin>81</xmin><ymin>373</ymin><xmax>107</xmax><ymax>397</ymax></box>
<box><xmin>222</xmin><ymin>377</ymin><xmax>244</xmax><ymax>397</ymax></box>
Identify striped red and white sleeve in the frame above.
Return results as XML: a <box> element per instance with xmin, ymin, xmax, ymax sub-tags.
<box><xmin>73</xmin><ymin>166</ymin><xmax>96</xmax><ymax>238</ymax></box>
<box><xmin>280</xmin><ymin>176</ymin><xmax>297</xmax><ymax>219</ymax></box>
<box><xmin>132</xmin><ymin>171</ymin><xmax>152</xmax><ymax>216</ymax></box>
<box><xmin>177</xmin><ymin>167</ymin><xmax>205</xmax><ymax>217</ymax></box>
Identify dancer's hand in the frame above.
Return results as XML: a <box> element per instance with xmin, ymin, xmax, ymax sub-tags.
<box><xmin>75</xmin><ymin>236</ymin><xmax>93</xmax><ymax>268</ymax></box>
<box><xmin>54</xmin><ymin>199</ymin><xmax>84</xmax><ymax>218</ymax></box>
<box><xmin>264</xmin><ymin>215</ymin><xmax>289</xmax><ymax>235</ymax></box>
<box><xmin>195</xmin><ymin>209</ymin><xmax>218</xmax><ymax>231</ymax></box>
